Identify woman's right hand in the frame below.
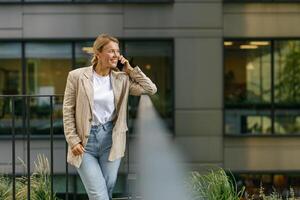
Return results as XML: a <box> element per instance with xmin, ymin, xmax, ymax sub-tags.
<box><xmin>71</xmin><ymin>143</ymin><xmax>85</xmax><ymax>156</ymax></box>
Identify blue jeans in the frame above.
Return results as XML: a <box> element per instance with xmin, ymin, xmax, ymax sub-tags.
<box><xmin>77</xmin><ymin>121</ymin><xmax>121</xmax><ymax>200</ymax></box>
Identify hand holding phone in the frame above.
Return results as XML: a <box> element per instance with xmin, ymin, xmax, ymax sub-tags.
<box><xmin>116</xmin><ymin>59</ymin><xmax>125</xmax><ymax>71</ymax></box>
<box><xmin>117</xmin><ymin>56</ymin><xmax>135</xmax><ymax>72</ymax></box>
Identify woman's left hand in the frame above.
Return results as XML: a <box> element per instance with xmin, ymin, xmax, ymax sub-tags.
<box><xmin>119</xmin><ymin>55</ymin><xmax>133</xmax><ymax>74</ymax></box>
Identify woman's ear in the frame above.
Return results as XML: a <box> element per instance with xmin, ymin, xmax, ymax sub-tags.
<box><xmin>95</xmin><ymin>53</ymin><xmax>100</xmax><ymax>60</ymax></box>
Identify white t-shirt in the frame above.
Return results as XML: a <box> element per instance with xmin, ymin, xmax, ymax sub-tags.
<box><xmin>92</xmin><ymin>71</ymin><xmax>116</xmax><ymax>125</ymax></box>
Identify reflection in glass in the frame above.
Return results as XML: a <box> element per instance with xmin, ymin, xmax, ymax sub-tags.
<box><xmin>0</xmin><ymin>42</ymin><xmax>22</xmax><ymax>95</ymax></box>
<box><xmin>0</xmin><ymin>43</ymin><xmax>22</xmax><ymax>135</ymax></box>
<box><xmin>0</xmin><ymin>97</ymin><xmax>26</xmax><ymax>135</ymax></box>
<box><xmin>274</xmin><ymin>40</ymin><xmax>300</xmax><ymax>105</ymax></box>
<box><xmin>275</xmin><ymin>110</ymin><xmax>300</xmax><ymax>134</ymax></box>
<box><xmin>25</xmin><ymin>42</ymin><xmax>72</xmax><ymax>135</ymax></box>
<box><xmin>125</xmin><ymin>41</ymin><xmax>173</xmax><ymax>131</ymax></box>
<box><xmin>224</xmin><ymin>40</ymin><xmax>300</xmax><ymax>136</ymax></box>
<box><xmin>29</xmin><ymin>96</ymin><xmax>64</xmax><ymax>135</ymax></box>
<box><xmin>225</xmin><ymin>110</ymin><xmax>271</xmax><ymax>135</ymax></box>
<box><xmin>75</xmin><ymin>41</ymin><xmax>93</xmax><ymax>68</ymax></box>
<box><xmin>224</xmin><ymin>41</ymin><xmax>271</xmax><ymax>105</ymax></box>
<box><xmin>25</xmin><ymin>42</ymin><xmax>72</xmax><ymax>95</ymax></box>
<box><xmin>0</xmin><ymin>96</ymin><xmax>63</xmax><ymax>136</ymax></box>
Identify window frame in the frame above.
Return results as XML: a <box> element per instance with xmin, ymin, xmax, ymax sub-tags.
<box><xmin>0</xmin><ymin>38</ymin><xmax>175</xmax><ymax>138</ymax></box>
<box><xmin>223</xmin><ymin>37</ymin><xmax>300</xmax><ymax>137</ymax></box>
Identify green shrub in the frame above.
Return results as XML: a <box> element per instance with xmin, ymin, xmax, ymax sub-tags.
<box><xmin>186</xmin><ymin>168</ymin><xmax>245</xmax><ymax>200</ymax></box>
<box><xmin>187</xmin><ymin>168</ymin><xmax>299</xmax><ymax>200</ymax></box>
<box><xmin>0</xmin><ymin>175</ymin><xmax>11</xmax><ymax>200</ymax></box>
<box><xmin>0</xmin><ymin>154</ymin><xmax>61</xmax><ymax>200</ymax></box>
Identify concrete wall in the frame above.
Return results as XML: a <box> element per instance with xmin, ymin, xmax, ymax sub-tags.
<box><xmin>224</xmin><ymin>3</ymin><xmax>300</xmax><ymax>37</ymax></box>
<box><xmin>224</xmin><ymin>137</ymin><xmax>300</xmax><ymax>171</ymax></box>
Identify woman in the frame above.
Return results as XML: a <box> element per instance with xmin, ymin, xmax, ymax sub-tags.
<box><xmin>63</xmin><ymin>34</ymin><xmax>157</xmax><ymax>200</ymax></box>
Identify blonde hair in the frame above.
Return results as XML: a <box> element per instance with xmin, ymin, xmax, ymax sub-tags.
<box><xmin>91</xmin><ymin>34</ymin><xmax>119</xmax><ymax>66</ymax></box>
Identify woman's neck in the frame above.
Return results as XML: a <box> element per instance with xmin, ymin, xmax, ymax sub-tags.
<box><xmin>94</xmin><ymin>63</ymin><xmax>110</xmax><ymax>76</ymax></box>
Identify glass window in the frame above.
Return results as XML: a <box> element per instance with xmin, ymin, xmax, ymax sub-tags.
<box><xmin>224</xmin><ymin>40</ymin><xmax>272</xmax><ymax>135</ymax></box>
<box><xmin>275</xmin><ymin>110</ymin><xmax>300</xmax><ymax>134</ymax></box>
<box><xmin>225</xmin><ymin>109</ymin><xmax>272</xmax><ymax>135</ymax></box>
<box><xmin>25</xmin><ymin>42</ymin><xmax>71</xmax><ymax>135</ymax></box>
<box><xmin>0</xmin><ymin>39</ymin><xmax>174</xmax><ymax>136</ymax></box>
<box><xmin>125</xmin><ymin>41</ymin><xmax>173</xmax><ymax>131</ymax></box>
<box><xmin>225</xmin><ymin>39</ymin><xmax>300</xmax><ymax>136</ymax></box>
<box><xmin>75</xmin><ymin>41</ymin><xmax>93</xmax><ymax>68</ymax></box>
<box><xmin>271</xmin><ymin>41</ymin><xmax>299</xmax><ymax>135</ymax></box>
<box><xmin>25</xmin><ymin>42</ymin><xmax>72</xmax><ymax>95</ymax></box>
<box><xmin>224</xmin><ymin>41</ymin><xmax>271</xmax><ymax>106</ymax></box>
<box><xmin>0</xmin><ymin>42</ymin><xmax>22</xmax><ymax>95</ymax></box>
<box><xmin>0</xmin><ymin>42</ymin><xmax>22</xmax><ymax>135</ymax></box>
<box><xmin>274</xmin><ymin>40</ymin><xmax>300</xmax><ymax>105</ymax></box>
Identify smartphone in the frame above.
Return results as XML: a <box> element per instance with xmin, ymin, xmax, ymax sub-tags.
<box><xmin>116</xmin><ymin>60</ymin><xmax>124</xmax><ymax>71</ymax></box>
<box><xmin>116</xmin><ymin>57</ymin><xmax>135</xmax><ymax>71</ymax></box>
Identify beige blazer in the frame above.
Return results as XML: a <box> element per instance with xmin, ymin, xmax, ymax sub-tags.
<box><xmin>63</xmin><ymin>66</ymin><xmax>157</xmax><ymax>168</ymax></box>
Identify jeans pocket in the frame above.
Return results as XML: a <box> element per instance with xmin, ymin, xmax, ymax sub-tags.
<box><xmin>85</xmin><ymin>133</ymin><xmax>96</xmax><ymax>151</ymax></box>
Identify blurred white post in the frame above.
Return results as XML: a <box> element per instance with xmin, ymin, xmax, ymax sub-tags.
<box><xmin>134</xmin><ymin>95</ymin><xmax>191</xmax><ymax>200</ymax></box>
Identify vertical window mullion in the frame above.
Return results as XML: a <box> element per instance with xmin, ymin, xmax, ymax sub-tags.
<box><xmin>22</xmin><ymin>42</ymin><xmax>26</xmax><ymax>95</ymax></box>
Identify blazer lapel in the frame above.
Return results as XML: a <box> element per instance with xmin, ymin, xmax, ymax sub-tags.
<box><xmin>81</xmin><ymin>66</ymin><xmax>94</xmax><ymax>113</ymax></box>
<box><xmin>81</xmin><ymin>67</ymin><xmax>123</xmax><ymax>115</ymax></box>
<box><xmin>110</xmin><ymin>70</ymin><xmax>123</xmax><ymax>112</ymax></box>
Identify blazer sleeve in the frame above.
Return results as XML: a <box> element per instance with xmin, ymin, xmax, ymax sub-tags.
<box><xmin>128</xmin><ymin>66</ymin><xmax>157</xmax><ymax>96</ymax></box>
<box><xmin>63</xmin><ymin>72</ymin><xmax>81</xmax><ymax>148</ymax></box>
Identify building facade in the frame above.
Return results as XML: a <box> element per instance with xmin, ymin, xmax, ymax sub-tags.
<box><xmin>0</xmin><ymin>0</ymin><xmax>299</xmax><ymax>198</ymax></box>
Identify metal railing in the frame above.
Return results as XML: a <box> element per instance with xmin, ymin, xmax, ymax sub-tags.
<box><xmin>0</xmin><ymin>94</ymin><xmax>131</xmax><ymax>200</ymax></box>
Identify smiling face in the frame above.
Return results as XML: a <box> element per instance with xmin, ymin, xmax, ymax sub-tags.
<box><xmin>96</xmin><ymin>41</ymin><xmax>120</xmax><ymax>69</ymax></box>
